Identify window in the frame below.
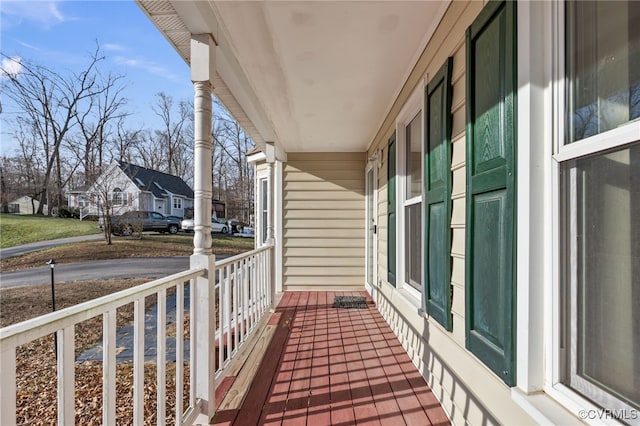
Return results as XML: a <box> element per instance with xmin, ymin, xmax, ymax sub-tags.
<box><xmin>567</xmin><ymin>1</ymin><xmax>640</xmax><ymax>143</ymax></box>
<box><xmin>465</xmin><ymin>0</ymin><xmax>516</xmax><ymax>386</ymax></box>
<box><xmin>403</xmin><ymin>113</ymin><xmax>422</xmax><ymax>291</ymax></box>
<box><xmin>111</xmin><ymin>188</ymin><xmax>124</xmax><ymax>206</ymax></box>
<box><xmin>424</xmin><ymin>57</ymin><xmax>454</xmax><ymax>330</ymax></box>
<box><xmin>260</xmin><ymin>178</ymin><xmax>268</xmax><ymax>244</ymax></box>
<box><xmin>562</xmin><ymin>0</ymin><xmax>640</xmax><ymax>412</ymax></box>
<box><xmin>173</xmin><ymin>197</ymin><xmax>183</xmax><ymax>210</ymax></box>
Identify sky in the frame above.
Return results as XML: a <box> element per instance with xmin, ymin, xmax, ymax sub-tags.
<box><xmin>0</xmin><ymin>0</ymin><xmax>193</xmax><ymax>155</ymax></box>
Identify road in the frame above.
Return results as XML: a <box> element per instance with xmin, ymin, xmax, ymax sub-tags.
<box><xmin>0</xmin><ymin>257</ymin><xmax>191</xmax><ymax>288</ymax></box>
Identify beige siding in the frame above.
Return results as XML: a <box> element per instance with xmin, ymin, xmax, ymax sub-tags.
<box><xmin>282</xmin><ymin>152</ymin><xmax>365</xmax><ymax>291</ymax></box>
<box><xmin>366</xmin><ymin>1</ymin><xmax>535</xmax><ymax>424</ymax></box>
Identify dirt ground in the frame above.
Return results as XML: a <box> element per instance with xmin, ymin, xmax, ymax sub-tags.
<box><xmin>0</xmin><ymin>234</ymin><xmax>250</xmax><ymax>424</ymax></box>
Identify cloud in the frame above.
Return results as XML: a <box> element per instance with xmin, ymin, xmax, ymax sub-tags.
<box><xmin>0</xmin><ymin>57</ymin><xmax>23</xmax><ymax>78</ymax></box>
<box><xmin>113</xmin><ymin>56</ymin><xmax>182</xmax><ymax>83</ymax></box>
<box><xmin>17</xmin><ymin>41</ymin><xmax>43</xmax><ymax>52</ymax></box>
<box><xmin>103</xmin><ymin>43</ymin><xmax>126</xmax><ymax>52</ymax></box>
<box><xmin>1</xmin><ymin>1</ymin><xmax>66</xmax><ymax>29</ymax></box>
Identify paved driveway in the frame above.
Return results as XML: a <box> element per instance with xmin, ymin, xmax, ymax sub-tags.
<box><xmin>0</xmin><ymin>257</ymin><xmax>191</xmax><ymax>288</ymax></box>
<box><xmin>0</xmin><ymin>234</ymin><xmax>104</xmax><ymax>259</ymax></box>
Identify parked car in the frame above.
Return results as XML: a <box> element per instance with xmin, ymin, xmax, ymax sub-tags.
<box><xmin>180</xmin><ymin>217</ymin><xmax>228</xmax><ymax>234</ymax></box>
<box><xmin>227</xmin><ymin>218</ymin><xmax>247</xmax><ymax>233</ymax></box>
<box><xmin>111</xmin><ymin>211</ymin><xmax>181</xmax><ymax>236</ymax></box>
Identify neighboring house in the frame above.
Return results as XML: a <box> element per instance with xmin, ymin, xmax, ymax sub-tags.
<box><xmin>6</xmin><ymin>196</ymin><xmax>47</xmax><ymax>215</ymax></box>
<box><xmin>68</xmin><ymin>161</ymin><xmax>194</xmax><ymax>219</ymax></box>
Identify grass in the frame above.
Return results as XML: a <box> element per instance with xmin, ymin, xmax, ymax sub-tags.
<box><xmin>0</xmin><ymin>233</ymin><xmax>255</xmax><ymax>272</ymax></box>
<box><xmin>0</xmin><ymin>214</ymin><xmax>101</xmax><ymax>248</ymax></box>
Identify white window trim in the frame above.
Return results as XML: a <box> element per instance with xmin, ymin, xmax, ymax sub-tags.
<box><xmin>365</xmin><ymin>157</ymin><xmax>379</xmax><ymax>300</ymax></box>
<box><xmin>515</xmin><ymin>1</ymin><xmax>640</xmax><ymax>423</ymax></box>
<box><xmin>394</xmin><ymin>82</ymin><xmax>425</xmax><ymax>305</ymax></box>
<box><xmin>173</xmin><ymin>196</ymin><xmax>183</xmax><ymax>210</ymax></box>
<box><xmin>256</xmin><ymin>168</ymin><xmax>269</xmax><ymax>248</ymax></box>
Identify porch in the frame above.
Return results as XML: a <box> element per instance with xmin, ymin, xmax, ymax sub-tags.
<box><xmin>213</xmin><ymin>291</ymin><xmax>450</xmax><ymax>426</ymax></box>
<box><xmin>0</xmin><ymin>246</ymin><xmax>450</xmax><ymax>425</ymax></box>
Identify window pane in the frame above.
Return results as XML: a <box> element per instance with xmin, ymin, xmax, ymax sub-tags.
<box><xmin>567</xmin><ymin>1</ymin><xmax>640</xmax><ymax>142</ymax></box>
<box><xmin>406</xmin><ymin>112</ymin><xmax>422</xmax><ymax>198</ymax></box>
<box><xmin>261</xmin><ymin>179</ymin><xmax>268</xmax><ymax>244</ymax></box>
<box><xmin>564</xmin><ymin>143</ymin><xmax>640</xmax><ymax>410</ymax></box>
<box><xmin>404</xmin><ymin>203</ymin><xmax>421</xmax><ymax>290</ymax></box>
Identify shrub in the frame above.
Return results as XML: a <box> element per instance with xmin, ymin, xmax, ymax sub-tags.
<box><xmin>58</xmin><ymin>207</ymin><xmax>80</xmax><ymax>219</ymax></box>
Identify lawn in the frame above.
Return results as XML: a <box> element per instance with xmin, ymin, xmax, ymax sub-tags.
<box><xmin>0</xmin><ymin>233</ymin><xmax>255</xmax><ymax>272</ymax></box>
<box><xmin>0</xmin><ymin>214</ymin><xmax>101</xmax><ymax>248</ymax></box>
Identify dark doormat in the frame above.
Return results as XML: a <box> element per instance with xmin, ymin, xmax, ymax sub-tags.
<box><xmin>333</xmin><ymin>295</ymin><xmax>368</xmax><ymax>309</ymax></box>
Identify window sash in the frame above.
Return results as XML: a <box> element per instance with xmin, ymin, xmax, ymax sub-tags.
<box><xmin>563</xmin><ymin>144</ymin><xmax>640</xmax><ymax>412</ymax></box>
<box><xmin>399</xmin><ymin>105</ymin><xmax>423</xmax><ymax>293</ymax></box>
<box><xmin>406</xmin><ymin>112</ymin><xmax>422</xmax><ymax>200</ymax></box>
<box><xmin>261</xmin><ymin>178</ymin><xmax>268</xmax><ymax>244</ymax></box>
<box><xmin>404</xmin><ymin>202</ymin><xmax>422</xmax><ymax>291</ymax></box>
<box><xmin>560</xmin><ymin>0</ymin><xmax>640</xmax><ymax>413</ymax></box>
<box><xmin>565</xmin><ymin>1</ymin><xmax>640</xmax><ymax>144</ymax></box>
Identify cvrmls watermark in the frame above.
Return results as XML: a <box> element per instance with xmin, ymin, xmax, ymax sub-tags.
<box><xmin>578</xmin><ymin>409</ymin><xmax>639</xmax><ymax>421</ymax></box>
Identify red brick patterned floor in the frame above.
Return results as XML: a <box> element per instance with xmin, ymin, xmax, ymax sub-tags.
<box><xmin>213</xmin><ymin>291</ymin><xmax>450</xmax><ymax>426</ymax></box>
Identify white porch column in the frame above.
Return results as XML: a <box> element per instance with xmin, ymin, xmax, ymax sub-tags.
<box><xmin>264</xmin><ymin>142</ymin><xmax>277</xmax><ymax>302</ymax></box>
<box><xmin>265</xmin><ymin>142</ymin><xmax>275</xmax><ymax>244</ymax></box>
<box><xmin>189</xmin><ymin>33</ymin><xmax>217</xmax><ymax>424</ymax></box>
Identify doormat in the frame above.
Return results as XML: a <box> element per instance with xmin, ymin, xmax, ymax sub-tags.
<box><xmin>333</xmin><ymin>295</ymin><xmax>367</xmax><ymax>309</ymax></box>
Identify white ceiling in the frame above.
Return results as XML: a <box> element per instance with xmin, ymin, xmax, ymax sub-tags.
<box><xmin>137</xmin><ymin>1</ymin><xmax>449</xmax><ymax>154</ymax></box>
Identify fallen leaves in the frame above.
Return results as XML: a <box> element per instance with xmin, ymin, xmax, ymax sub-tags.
<box><xmin>2</xmin><ymin>278</ymin><xmax>192</xmax><ymax>425</ymax></box>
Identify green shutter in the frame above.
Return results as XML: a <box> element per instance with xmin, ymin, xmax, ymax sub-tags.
<box><xmin>424</xmin><ymin>57</ymin><xmax>454</xmax><ymax>331</ymax></box>
<box><xmin>465</xmin><ymin>0</ymin><xmax>517</xmax><ymax>386</ymax></box>
<box><xmin>387</xmin><ymin>133</ymin><xmax>397</xmax><ymax>285</ymax></box>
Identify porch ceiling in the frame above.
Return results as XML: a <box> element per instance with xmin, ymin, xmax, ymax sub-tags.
<box><xmin>136</xmin><ymin>1</ymin><xmax>449</xmax><ymax>154</ymax></box>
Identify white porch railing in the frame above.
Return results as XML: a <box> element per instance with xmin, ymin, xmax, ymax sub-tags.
<box><xmin>214</xmin><ymin>245</ymin><xmax>272</xmax><ymax>373</ymax></box>
<box><xmin>0</xmin><ymin>244</ymin><xmax>273</xmax><ymax>425</ymax></box>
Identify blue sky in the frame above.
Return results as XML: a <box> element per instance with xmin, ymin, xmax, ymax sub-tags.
<box><xmin>0</xmin><ymin>0</ymin><xmax>192</xmax><ymax>155</ymax></box>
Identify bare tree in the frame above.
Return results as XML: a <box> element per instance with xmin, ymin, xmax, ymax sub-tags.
<box><xmin>135</xmin><ymin>129</ymin><xmax>165</xmax><ymax>171</ymax></box>
<box><xmin>213</xmin><ymin>107</ymin><xmax>255</xmax><ymax>222</ymax></box>
<box><xmin>73</xmin><ymin>69</ymin><xmax>128</xmax><ymax>185</ymax></box>
<box><xmin>152</xmin><ymin>92</ymin><xmax>192</xmax><ymax>178</ymax></box>
<box><xmin>0</xmin><ymin>155</ymin><xmax>30</xmax><ymax>213</ymax></box>
<box><xmin>0</xmin><ymin>45</ymin><xmax>119</xmax><ymax>214</ymax></box>
<box><xmin>111</xmin><ymin>116</ymin><xmax>143</xmax><ymax>164</ymax></box>
<box><xmin>12</xmin><ymin>118</ymin><xmax>47</xmax><ymax>213</ymax></box>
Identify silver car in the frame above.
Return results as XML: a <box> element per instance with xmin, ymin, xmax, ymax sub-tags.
<box><xmin>180</xmin><ymin>218</ymin><xmax>228</xmax><ymax>234</ymax></box>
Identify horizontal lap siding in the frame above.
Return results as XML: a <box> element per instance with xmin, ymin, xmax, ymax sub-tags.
<box><xmin>283</xmin><ymin>152</ymin><xmax>365</xmax><ymax>291</ymax></box>
<box><xmin>367</xmin><ymin>1</ymin><xmax>535</xmax><ymax>424</ymax></box>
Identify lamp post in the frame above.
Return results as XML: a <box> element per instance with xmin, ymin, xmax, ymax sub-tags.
<box><xmin>47</xmin><ymin>258</ymin><xmax>57</xmax><ymax>358</ymax></box>
<box><xmin>47</xmin><ymin>259</ymin><xmax>56</xmax><ymax>312</ymax></box>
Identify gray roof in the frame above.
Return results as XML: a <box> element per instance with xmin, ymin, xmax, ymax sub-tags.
<box><xmin>118</xmin><ymin>161</ymin><xmax>193</xmax><ymax>199</ymax></box>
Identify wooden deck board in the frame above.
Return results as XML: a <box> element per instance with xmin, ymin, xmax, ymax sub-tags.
<box><xmin>214</xmin><ymin>291</ymin><xmax>450</xmax><ymax>426</ymax></box>
<box><xmin>218</xmin><ymin>325</ymin><xmax>277</xmax><ymax>410</ymax></box>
